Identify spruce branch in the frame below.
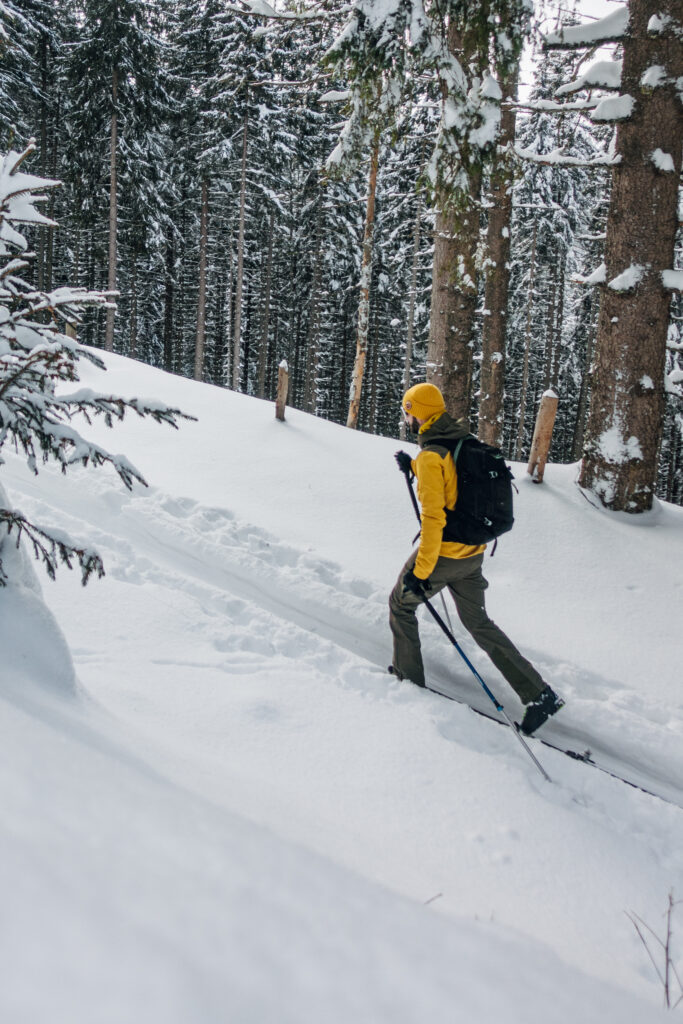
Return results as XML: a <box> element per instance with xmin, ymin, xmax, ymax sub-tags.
<box><xmin>0</xmin><ymin>507</ymin><xmax>105</xmax><ymax>587</ymax></box>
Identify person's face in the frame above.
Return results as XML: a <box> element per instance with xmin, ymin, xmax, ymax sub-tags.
<box><xmin>403</xmin><ymin>410</ymin><xmax>419</xmax><ymax>434</ymax></box>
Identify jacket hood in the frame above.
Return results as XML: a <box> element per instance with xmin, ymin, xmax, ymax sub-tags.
<box><xmin>418</xmin><ymin>411</ymin><xmax>470</xmax><ymax>449</ymax></box>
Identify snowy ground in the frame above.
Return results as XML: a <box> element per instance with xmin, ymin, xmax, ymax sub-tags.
<box><xmin>1</xmin><ymin>350</ymin><xmax>682</xmax><ymax>1022</ymax></box>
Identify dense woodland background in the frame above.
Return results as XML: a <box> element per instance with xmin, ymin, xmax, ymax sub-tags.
<box><xmin>3</xmin><ymin>0</ymin><xmax>682</xmax><ymax>504</ymax></box>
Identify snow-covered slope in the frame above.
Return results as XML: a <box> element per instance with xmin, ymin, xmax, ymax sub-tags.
<box><xmin>1</xmin><ymin>350</ymin><xmax>681</xmax><ymax>1022</ymax></box>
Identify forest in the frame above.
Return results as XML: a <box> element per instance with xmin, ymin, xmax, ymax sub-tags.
<box><xmin>3</xmin><ymin>0</ymin><xmax>682</xmax><ymax>509</ymax></box>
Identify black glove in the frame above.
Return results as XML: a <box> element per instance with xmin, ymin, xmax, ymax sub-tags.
<box><xmin>395</xmin><ymin>450</ymin><xmax>413</xmax><ymax>476</ymax></box>
<box><xmin>402</xmin><ymin>568</ymin><xmax>430</xmax><ymax>598</ymax></box>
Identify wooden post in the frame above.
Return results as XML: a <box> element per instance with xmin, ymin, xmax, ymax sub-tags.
<box><xmin>527</xmin><ymin>390</ymin><xmax>558</xmax><ymax>483</ymax></box>
<box><xmin>65</xmin><ymin>323</ymin><xmax>77</xmax><ymax>341</ymax></box>
<box><xmin>275</xmin><ymin>360</ymin><xmax>289</xmax><ymax>422</ymax></box>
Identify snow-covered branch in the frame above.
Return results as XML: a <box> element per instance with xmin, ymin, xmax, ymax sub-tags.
<box><xmin>0</xmin><ymin>506</ymin><xmax>104</xmax><ymax>586</ymax></box>
<box><xmin>223</xmin><ymin>0</ymin><xmax>333</xmax><ymax>22</ymax></box>
<box><xmin>556</xmin><ymin>60</ymin><xmax>623</xmax><ymax>96</ymax></box>
<box><xmin>544</xmin><ymin>6</ymin><xmax>629</xmax><ymax>49</ymax></box>
<box><xmin>515</xmin><ymin>145</ymin><xmax>621</xmax><ymax>168</ymax></box>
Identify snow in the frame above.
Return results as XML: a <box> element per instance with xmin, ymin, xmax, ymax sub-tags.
<box><xmin>544</xmin><ymin>6</ymin><xmax>629</xmax><ymax>47</ymax></box>
<box><xmin>607</xmin><ymin>264</ymin><xmax>645</xmax><ymax>292</ymax></box>
<box><xmin>651</xmin><ymin>148</ymin><xmax>676</xmax><ymax>172</ymax></box>
<box><xmin>641</xmin><ymin>65</ymin><xmax>668</xmax><ymax>90</ymax></box>
<box><xmin>592</xmin><ymin>94</ymin><xmax>635</xmax><ymax>122</ymax></box>
<box><xmin>2</xmin><ymin>350</ymin><xmax>683</xmax><ymax>1022</ymax></box>
<box><xmin>573</xmin><ymin>262</ymin><xmax>607</xmax><ymax>286</ymax></box>
<box><xmin>663</xmin><ymin>269</ymin><xmax>683</xmax><ymax>290</ymax></box>
<box><xmin>555</xmin><ymin>59</ymin><xmax>622</xmax><ymax>96</ymax></box>
<box><xmin>597</xmin><ymin>424</ymin><xmax>644</xmax><ymax>464</ymax></box>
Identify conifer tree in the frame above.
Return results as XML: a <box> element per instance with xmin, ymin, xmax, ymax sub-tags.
<box><xmin>0</xmin><ymin>146</ymin><xmax>192</xmax><ymax>584</ymax></box>
<box><xmin>546</xmin><ymin>0</ymin><xmax>683</xmax><ymax>512</ymax></box>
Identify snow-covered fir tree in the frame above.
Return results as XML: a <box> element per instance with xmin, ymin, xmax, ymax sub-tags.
<box><xmin>0</xmin><ymin>145</ymin><xmax>192</xmax><ymax>583</ymax></box>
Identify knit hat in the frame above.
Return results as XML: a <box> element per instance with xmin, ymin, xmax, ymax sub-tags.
<box><xmin>402</xmin><ymin>382</ymin><xmax>446</xmax><ymax>422</ymax></box>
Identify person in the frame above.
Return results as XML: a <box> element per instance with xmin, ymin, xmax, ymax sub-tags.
<box><xmin>389</xmin><ymin>381</ymin><xmax>564</xmax><ymax>736</ymax></box>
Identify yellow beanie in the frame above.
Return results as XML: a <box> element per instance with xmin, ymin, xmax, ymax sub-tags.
<box><xmin>402</xmin><ymin>382</ymin><xmax>446</xmax><ymax>422</ymax></box>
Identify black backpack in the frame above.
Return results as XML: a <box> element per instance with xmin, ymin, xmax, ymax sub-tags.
<box><xmin>428</xmin><ymin>436</ymin><xmax>515</xmax><ymax>547</ymax></box>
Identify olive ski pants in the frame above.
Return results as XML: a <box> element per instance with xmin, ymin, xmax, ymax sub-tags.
<box><xmin>389</xmin><ymin>551</ymin><xmax>546</xmax><ymax>705</ymax></box>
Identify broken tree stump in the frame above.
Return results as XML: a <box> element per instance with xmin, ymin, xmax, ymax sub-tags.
<box><xmin>527</xmin><ymin>390</ymin><xmax>558</xmax><ymax>483</ymax></box>
<box><xmin>275</xmin><ymin>360</ymin><xmax>289</xmax><ymax>421</ymax></box>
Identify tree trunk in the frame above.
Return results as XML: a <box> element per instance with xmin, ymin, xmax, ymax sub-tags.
<box><xmin>514</xmin><ymin>221</ymin><xmax>538</xmax><ymax>460</ymax></box>
<box><xmin>478</xmin><ymin>66</ymin><xmax>519</xmax><ymax>448</ymax></box>
<box><xmin>37</xmin><ymin>33</ymin><xmax>48</xmax><ymax>291</ymax></box>
<box><xmin>304</xmin><ymin>202</ymin><xmax>323</xmax><ymax>414</ymax></box>
<box><xmin>550</xmin><ymin>267</ymin><xmax>565</xmax><ymax>391</ymax></box>
<box><xmin>257</xmin><ymin>210</ymin><xmax>275</xmax><ymax>399</ymax></box>
<box><xmin>130</xmin><ymin>252</ymin><xmax>138</xmax><ymax>359</ymax></box>
<box><xmin>105</xmin><ymin>65</ymin><xmax>118</xmax><ymax>352</ymax></box>
<box><xmin>194</xmin><ymin>177</ymin><xmax>209</xmax><ymax>381</ymax></box>
<box><xmin>347</xmin><ymin>136</ymin><xmax>380</xmax><ymax>429</ymax></box>
<box><xmin>426</xmin><ymin>23</ymin><xmax>483</xmax><ymax>424</ymax></box>
<box><xmin>224</xmin><ymin>224</ymin><xmax>234</xmax><ymax>386</ymax></box>
<box><xmin>571</xmin><ymin>305</ymin><xmax>597</xmax><ymax>461</ymax></box>
<box><xmin>400</xmin><ymin>185</ymin><xmax>424</xmax><ymax>441</ymax></box>
<box><xmin>578</xmin><ymin>0</ymin><xmax>683</xmax><ymax>512</ymax></box>
<box><xmin>232</xmin><ymin>108</ymin><xmax>249</xmax><ymax>390</ymax></box>
<box><xmin>163</xmin><ymin>224</ymin><xmax>175</xmax><ymax>372</ymax></box>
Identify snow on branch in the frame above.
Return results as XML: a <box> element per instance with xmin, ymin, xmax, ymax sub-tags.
<box><xmin>223</xmin><ymin>0</ymin><xmax>330</xmax><ymax>21</ymax></box>
<box><xmin>0</xmin><ymin>506</ymin><xmax>104</xmax><ymax>587</ymax></box>
<box><xmin>514</xmin><ymin>145</ymin><xmax>621</xmax><ymax>168</ymax></box>
<box><xmin>663</xmin><ymin>270</ymin><xmax>683</xmax><ymax>291</ymax></box>
<box><xmin>544</xmin><ymin>6</ymin><xmax>629</xmax><ymax>49</ymax></box>
<box><xmin>510</xmin><ymin>98</ymin><xmax>600</xmax><ymax>113</ymax></box>
<box><xmin>592</xmin><ymin>94</ymin><xmax>635</xmax><ymax>121</ymax></box>
<box><xmin>648</xmin><ymin>12</ymin><xmax>683</xmax><ymax>38</ymax></box>
<box><xmin>572</xmin><ymin>263</ymin><xmax>607</xmax><ymax>286</ymax></box>
<box><xmin>556</xmin><ymin>60</ymin><xmax>622</xmax><ymax>96</ymax></box>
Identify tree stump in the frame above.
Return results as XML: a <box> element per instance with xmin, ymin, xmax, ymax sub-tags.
<box><xmin>275</xmin><ymin>360</ymin><xmax>289</xmax><ymax>422</ymax></box>
<box><xmin>527</xmin><ymin>390</ymin><xmax>558</xmax><ymax>483</ymax></box>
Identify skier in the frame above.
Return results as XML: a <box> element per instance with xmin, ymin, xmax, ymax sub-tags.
<box><xmin>390</xmin><ymin>382</ymin><xmax>564</xmax><ymax>736</ymax></box>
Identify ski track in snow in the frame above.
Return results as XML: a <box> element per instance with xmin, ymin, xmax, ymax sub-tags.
<box><xmin>11</xmin><ymin>463</ymin><xmax>683</xmax><ymax>809</ymax></box>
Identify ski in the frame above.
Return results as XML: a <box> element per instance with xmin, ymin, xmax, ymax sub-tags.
<box><xmin>423</xmin><ymin>680</ymin><xmax>664</xmax><ymax>802</ymax></box>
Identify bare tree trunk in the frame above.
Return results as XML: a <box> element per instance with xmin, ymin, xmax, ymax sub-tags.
<box><xmin>400</xmin><ymin>185</ymin><xmax>424</xmax><ymax>441</ymax></box>
<box><xmin>571</xmin><ymin>306</ymin><xmax>597</xmax><ymax>461</ymax></box>
<box><xmin>514</xmin><ymin>221</ymin><xmax>538</xmax><ymax>460</ymax></box>
<box><xmin>347</xmin><ymin>137</ymin><xmax>380</xmax><ymax>429</ymax></box>
<box><xmin>543</xmin><ymin>276</ymin><xmax>558</xmax><ymax>392</ymax></box>
<box><xmin>550</xmin><ymin>268</ymin><xmax>565</xmax><ymax>391</ymax></box>
<box><xmin>194</xmin><ymin>177</ymin><xmax>209</xmax><ymax>381</ymax></box>
<box><xmin>232</xmin><ymin>108</ymin><xmax>249</xmax><ymax>390</ymax></box>
<box><xmin>257</xmin><ymin>210</ymin><xmax>275</xmax><ymax>399</ymax></box>
<box><xmin>130</xmin><ymin>252</ymin><xmax>138</xmax><ymax>359</ymax></box>
<box><xmin>45</xmin><ymin>93</ymin><xmax>59</xmax><ymax>292</ymax></box>
<box><xmin>163</xmin><ymin>224</ymin><xmax>175</xmax><ymax>372</ymax></box>
<box><xmin>224</xmin><ymin>223</ymin><xmax>234</xmax><ymax>386</ymax></box>
<box><xmin>304</xmin><ymin>202</ymin><xmax>323</xmax><ymax>413</ymax></box>
<box><xmin>105</xmin><ymin>65</ymin><xmax>118</xmax><ymax>352</ymax></box>
<box><xmin>578</xmin><ymin>0</ymin><xmax>683</xmax><ymax>512</ymax></box>
<box><xmin>37</xmin><ymin>33</ymin><xmax>48</xmax><ymax>291</ymax></box>
<box><xmin>478</xmin><ymin>66</ymin><xmax>519</xmax><ymax>448</ymax></box>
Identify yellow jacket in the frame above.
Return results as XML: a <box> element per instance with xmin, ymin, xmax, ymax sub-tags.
<box><xmin>411</xmin><ymin>413</ymin><xmax>485</xmax><ymax>579</ymax></box>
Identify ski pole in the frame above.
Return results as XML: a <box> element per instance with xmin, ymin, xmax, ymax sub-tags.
<box><xmin>399</xmin><ymin>465</ymin><xmax>455</xmax><ymax>629</ymax></box>
<box><xmin>422</xmin><ymin>596</ymin><xmax>551</xmax><ymax>783</ymax></box>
